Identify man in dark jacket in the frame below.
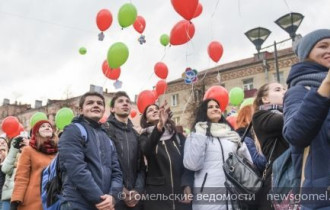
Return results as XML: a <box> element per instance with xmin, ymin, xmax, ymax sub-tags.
<box><xmin>59</xmin><ymin>91</ymin><xmax>123</xmax><ymax>210</ymax></box>
<box><xmin>104</xmin><ymin>91</ymin><xmax>145</xmax><ymax>210</ymax></box>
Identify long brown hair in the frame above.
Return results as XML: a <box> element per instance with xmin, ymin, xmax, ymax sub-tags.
<box><xmin>253</xmin><ymin>83</ymin><xmax>271</xmax><ymax>111</ymax></box>
<box><xmin>236</xmin><ymin>105</ymin><xmax>253</xmax><ymax>129</ymax></box>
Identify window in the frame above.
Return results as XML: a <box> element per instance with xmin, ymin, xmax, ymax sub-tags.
<box><xmin>173</xmin><ymin>117</ymin><xmax>180</xmax><ymax>125</ymax></box>
<box><xmin>243</xmin><ymin>78</ymin><xmax>254</xmax><ymax>90</ymax></box>
<box><xmin>272</xmin><ymin>72</ymin><xmax>284</xmax><ymax>84</ymax></box>
<box><xmin>194</xmin><ymin>89</ymin><xmax>202</xmax><ymax>103</ymax></box>
<box><xmin>171</xmin><ymin>94</ymin><xmax>178</xmax><ymax>106</ymax></box>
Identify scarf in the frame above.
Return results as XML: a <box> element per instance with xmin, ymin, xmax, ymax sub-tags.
<box><xmin>259</xmin><ymin>104</ymin><xmax>283</xmax><ymax>114</ymax></box>
<box><xmin>287</xmin><ymin>62</ymin><xmax>328</xmax><ymax>88</ymax></box>
<box><xmin>142</xmin><ymin>126</ymin><xmax>175</xmax><ymax>141</ymax></box>
<box><xmin>29</xmin><ymin>136</ymin><xmax>58</xmax><ymax>154</ymax></box>
<box><xmin>196</xmin><ymin>122</ymin><xmax>241</xmax><ymax>145</ymax></box>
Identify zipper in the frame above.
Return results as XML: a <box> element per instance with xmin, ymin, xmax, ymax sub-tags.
<box><xmin>163</xmin><ymin>140</ymin><xmax>175</xmax><ymax>210</ymax></box>
<box><xmin>124</xmin><ymin>125</ymin><xmax>130</xmax><ymax>186</ymax></box>
<box><xmin>173</xmin><ymin>141</ymin><xmax>181</xmax><ymax>156</ymax></box>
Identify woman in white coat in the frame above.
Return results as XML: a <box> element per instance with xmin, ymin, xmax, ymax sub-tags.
<box><xmin>183</xmin><ymin>98</ymin><xmax>251</xmax><ymax>210</ymax></box>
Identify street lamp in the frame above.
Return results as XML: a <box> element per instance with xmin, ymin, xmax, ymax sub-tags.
<box><xmin>245</xmin><ymin>12</ymin><xmax>304</xmax><ymax>83</ymax></box>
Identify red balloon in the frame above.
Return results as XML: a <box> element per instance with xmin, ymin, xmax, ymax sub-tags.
<box><xmin>154</xmin><ymin>62</ymin><xmax>168</xmax><ymax>79</ymax></box>
<box><xmin>193</xmin><ymin>3</ymin><xmax>203</xmax><ymax>18</ymax></box>
<box><xmin>137</xmin><ymin>90</ymin><xmax>156</xmax><ymax>113</ymax></box>
<box><xmin>203</xmin><ymin>86</ymin><xmax>229</xmax><ymax>111</ymax></box>
<box><xmin>130</xmin><ymin>110</ymin><xmax>137</xmax><ymax>118</ymax></box>
<box><xmin>208</xmin><ymin>41</ymin><xmax>224</xmax><ymax>63</ymax></box>
<box><xmin>226</xmin><ymin>115</ymin><xmax>238</xmax><ymax>130</ymax></box>
<box><xmin>133</xmin><ymin>16</ymin><xmax>146</xmax><ymax>34</ymax></box>
<box><xmin>7</xmin><ymin>123</ymin><xmax>24</xmax><ymax>138</ymax></box>
<box><xmin>96</xmin><ymin>9</ymin><xmax>113</xmax><ymax>31</ymax></box>
<box><xmin>1</xmin><ymin>116</ymin><xmax>20</xmax><ymax>137</ymax></box>
<box><xmin>102</xmin><ymin>60</ymin><xmax>121</xmax><ymax>80</ymax></box>
<box><xmin>171</xmin><ymin>0</ymin><xmax>199</xmax><ymax>20</ymax></box>
<box><xmin>152</xmin><ymin>89</ymin><xmax>159</xmax><ymax>99</ymax></box>
<box><xmin>170</xmin><ymin>20</ymin><xmax>195</xmax><ymax>46</ymax></box>
<box><xmin>156</xmin><ymin>80</ymin><xmax>168</xmax><ymax>96</ymax></box>
<box><xmin>99</xmin><ymin>114</ymin><xmax>108</xmax><ymax>123</ymax></box>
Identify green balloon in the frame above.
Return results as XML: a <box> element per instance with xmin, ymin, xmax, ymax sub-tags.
<box><xmin>240</xmin><ymin>98</ymin><xmax>255</xmax><ymax>109</ymax></box>
<box><xmin>118</xmin><ymin>3</ymin><xmax>137</xmax><ymax>28</ymax></box>
<box><xmin>30</xmin><ymin>112</ymin><xmax>48</xmax><ymax>128</ymax></box>
<box><xmin>160</xmin><ymin>34</ymin><xmax>169</xmax><ymax>46</ymax></box>
<box><xmin>229</xmin><ymin>87</ymin><xmax>244</xmax><ymax>106</ymax></box>
<box><xmin>79</xmin><ymin>47</ymin><xmax>87</xmax><ymax>55</ymax></box>
<box><xmin>55</xmin><ymin>107</ymin><xmax>74</xmax><ymax>131</ymax></box>
<box><xmin>107</xmin><ymin>42</ymin><xmax>129</xmax><ymax>68</ymax></box>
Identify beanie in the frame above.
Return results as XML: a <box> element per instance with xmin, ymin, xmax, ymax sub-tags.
<box><xmin>295</xmin><ymin>29</ymin><xmax>330</xmax><ymax>61</ymax></box>
<box><xmin>32</xmin><ymin>120</ymin><xmax>52</xmax><ymax>137</ymax></box>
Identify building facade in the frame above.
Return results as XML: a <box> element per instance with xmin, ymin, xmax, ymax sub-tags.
<box><xmin>160</xmin><ymin>48</ymin><xmax>298</xmax><ymax>129</ymax></box>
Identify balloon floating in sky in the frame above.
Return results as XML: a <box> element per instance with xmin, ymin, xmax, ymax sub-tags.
<box><xmin>170</xmin><ymin>20</ymin><xmax>195</xmax><ymax>45</ymax></box>
<box><xmin>184</xmin><ymin>67</ymin><xmax>198</xmax><ymax>84</ymax></box>
<box><xmin>193</xmin><ymin>3</ymin><xmax>203</xmax><ymax>18</ymax></box>
<box><xmin>133</xmin><ymin>16</ymin><xmax>146</xmax><ymax>34</ymax></box>
<box><xmin>79</xmin><ymin>47</ymin><xmax>87</xmax><ymax>55</ymax></box>
<box><xmin>208</xmin><ymin>41</ymin><xmax>223</xmax><ymax>63</ymax></box>
<box><xmin>118</xmin><ymin>3</ymin><xmax>138</xmax><ymax>28</ymax></box>
<box><xmin>107</xmin><ymin>42</ymin><xmax>129</xmax><ymax>69</ymax></box>
<box><xmin>154</xmin><ymin>62</ymin><xmax>168</xmax><ymax>79</ymax></box>
<box><xmin>160</xmin><ymin>34</ymin><xmax>170</xmax><ymax>46</ymax></box>
<box><xmin>96</xmin><ymin>9</ymin><xmax>113</xmax><ymax>41</ymax></box>
<box><xmin>171</xmin><ymin>0</ymin><xmax>199</xmax><ymax>21</ymax></box>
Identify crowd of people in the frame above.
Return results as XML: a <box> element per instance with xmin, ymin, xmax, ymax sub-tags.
<box><xmin>0</xmin><ymin>28</ymin><xmax>329</xmax><ymax>210</ymax></box>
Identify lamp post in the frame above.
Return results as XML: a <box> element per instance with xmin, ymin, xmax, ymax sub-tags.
<box><xmin>245</xmin><ymin>12</ymin><xmax>304</xmax><ymax>83</ymax></box>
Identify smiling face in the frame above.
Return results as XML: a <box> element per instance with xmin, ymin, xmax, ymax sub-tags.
<box><xmin>80</xmin><ymin>95</ymin><xmax>105</xmax><ymax>121</ymax></box>
<box><xmin>38</xmin><ymin>123</ymin><xmax>53</xmax><ymax>138</ymax></box>
<box><xmin>308</xmin><ymin>38</ymin><xmax>330</xmax><ymax>68</ymax></box>
<box><xmin>145</xmin><ymin>105</ymin><xmax>159</xmax><ymax>125</ymax></box>
<box><xmin>110</xmin><ymin>96</ymin><xmax>131</xmax><ymax>118</ymax></box>
<box><xmin>207</xmin><ymin>100</ymin><xmax>222</xmax><ymax>123</ymax></box>
<box><xmin>262</xmin><ymin>83</ymin><xmax>286</xmax><ymax>105</ymax></box>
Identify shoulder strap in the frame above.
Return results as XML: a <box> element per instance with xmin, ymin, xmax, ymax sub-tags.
<box><xmin>262</xmin><ymin>138</ymin><xmax>278</xmax><ymax>180</ymax></box>
<box><xmin>240</xmin><ymin>122</ymin><xmax>253</xmax><ymax>143</ymax></box>
<box><xmin>300</xmin><ymin>146</ymin><xmax>310</xmax><ymax>188</ymax></box>
<box><xmin>74</xmin><ymin>123</ymin><xmax>88</xmax><ymax>143</ymax></box>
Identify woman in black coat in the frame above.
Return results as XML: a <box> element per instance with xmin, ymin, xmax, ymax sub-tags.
<box><xmin>139</xmin><ymin>101</ymin><xmax>193</xmax><ymax>210</ymax></box>
<box><xmin>252</xmin><ymin>82</ymin><xmax>289</xmax><ymax>210</ymax></box>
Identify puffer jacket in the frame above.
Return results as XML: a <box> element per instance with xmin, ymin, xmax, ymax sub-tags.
<box><xmin>59</xmin><ymin>116</ymin><xmax>123</xmax><ymax>210</ymax></box>
<box><xmin>183</xmin><ymin>126</ymin><xmax>251</xmax><ymax>210</ymax></box>
<box><xmin>105</xmin><ymin>114</ymin><xmax>145</xmax><ymax>194</ymax></box>
<box><xmin>283</xmin><ymin>62</ymin><xmax>330</xmax><ymax>210</ymax></box>
<box><xmin>1</xmin><ymin>142</ymin><xmax>20</xmax><ymax>201</ymax></box>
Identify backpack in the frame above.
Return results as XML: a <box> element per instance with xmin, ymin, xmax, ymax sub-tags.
<box><xmin>40</xmin><ymin>123</ymin><xmax>87</xmax><ymax>210</ymax></box>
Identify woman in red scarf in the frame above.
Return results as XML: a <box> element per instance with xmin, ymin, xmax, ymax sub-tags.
<box><xmin>11</xmin><ymin>120</ymin><xmax>58</xmax><ymax>210</ymax></box>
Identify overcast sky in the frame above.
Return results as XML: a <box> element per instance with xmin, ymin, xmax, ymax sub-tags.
<box><xmin>0</xmin><ymin>0</ymin><xmax>329</xmax><ymax>107</ymax></box>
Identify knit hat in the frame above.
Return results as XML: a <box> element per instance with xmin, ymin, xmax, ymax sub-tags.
<box><xmin>295</xmin><ymin>29</ymin><xmax>330</xmax><ymax>61</ymax></box>
<box><xmin>32</xmin><ymin>120</ymin><xmax>52</xmax><ymax>137</ymax></box>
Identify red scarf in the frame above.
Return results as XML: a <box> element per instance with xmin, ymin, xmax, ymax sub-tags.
<box><xmin>29</xmin><ymin>136</ymin><xmax>58</xmax><ymax>154</ymax></box>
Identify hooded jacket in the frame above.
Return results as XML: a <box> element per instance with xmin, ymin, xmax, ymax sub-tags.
<box><xmin>59</xmin><ymin>116</ymin><xmax>123</xmax><ymax>210</ymax></box>
<box><xmin>283</xmin><ymin>62</ymin><xmax>330</xmax><ymax>210</ymax></box>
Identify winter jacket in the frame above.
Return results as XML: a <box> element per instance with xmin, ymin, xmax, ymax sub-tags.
<box><xmin>183</xmin><ymin>124</ymin><xmax>252</xmax><ymax>210</ymax></box>
<box><xmin>58</xmin><ymin>116</ymin><xmax>123</xmax><ymax>210</ymax></box>
<box><xmin>253</xmin><ymin>109</ymin><xmax>289</xmax><ymax>209</ymax></box>
<box><xmin>283</xmin><ymin>62</ymin><xmax>330</xmax><ymax>209</ymax></box>
<box><xmin>140</xmin><ymin>126</ymin><xmax>193</xmax><ymax>210</ymax></box>
<box><xmin>1</xmin><ymin>142</ymin><xmax>20</xmax><ymax>201</ymax></box>
<box><xmin>11</xmin><ymin>146</ymin><xmax>55</xmax><ymax>210</ymax></box>
<box><xmin>105</xmin><ymin>115</ymin><xmax>145</xmax><ymax>194</ymax></box>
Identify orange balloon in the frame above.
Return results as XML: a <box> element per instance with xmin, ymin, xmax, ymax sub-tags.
<box><xmin>203</xmin><ymin>86</ymin><xmax>229</xmax><ymax>111</ymax></box>
<box><xmin>133</xmin><ymin>16</ymin><xmax>146</xmax><ymax>34</ymax></box>
<box><xmin>208</xmin><ymin>41</ymin><xmax>224</xmax><ymax>63</ymax></box>
<box><xmin>137</xmin><ymin>90</ymin><xmax>156</xmax><ymax>113</ymax></box>
<box><xmin>170</xmin><ymin>20</ymin><xmax>195</xmax><ymax>45</ymax></box>
<box><xmin>154</xmin><ymin>62</ymin><xmax>168</xmax><ymax>79</ymax></box>
<box><xmin>155</xmin><ymin>80</ymin><xmax>168</xmax><ymax>96</ymax></box>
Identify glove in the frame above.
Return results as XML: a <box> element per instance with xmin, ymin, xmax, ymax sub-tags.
<box><xmin>194</xmin><ymin>122</ymin><xmax>208</xmax><ymax>135</ymax></box>
<box><xmin>12</xmin><ymin>137</ymin><xmax>24</xmax><ymax>149</ymax></box>
<box><xmin>10</xmin><ymin>201</ymin><xmax>20</xmax><ymax>210</ymax></box>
